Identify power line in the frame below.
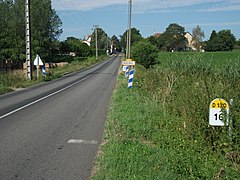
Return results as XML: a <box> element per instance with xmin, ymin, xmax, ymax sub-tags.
<box><xmin>54</xmin><ymin>0</ymin><xmax>92</xmax><ymax>38</ymax></box>
<box><xmin>68</xmin><ymin>0</ymin><xmax>92</xmax><ymax>27</ymax></box>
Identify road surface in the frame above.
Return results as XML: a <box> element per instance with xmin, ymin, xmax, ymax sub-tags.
<box><xmin>0</xmin><ymin>55</ymin><xmax>121</xmax><ymax>179</ymax></box>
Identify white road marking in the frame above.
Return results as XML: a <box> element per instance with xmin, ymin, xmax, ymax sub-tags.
<box><xmin>68</xmin><ymin>139</ymin><xmax>98</xmax><ymax>145</ymax></box>
<box><xmin>0</xmin><ymin>75</ymin><xmax>92</xmax><ymax>120</ymax></box>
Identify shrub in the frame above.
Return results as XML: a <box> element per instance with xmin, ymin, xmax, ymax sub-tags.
<box><xmin>131</xmin><ymin>40</ymin><xmax>158</xmax><ymax>68</ymax></box>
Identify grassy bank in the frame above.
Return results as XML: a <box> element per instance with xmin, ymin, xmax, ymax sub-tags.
<box><xmin>0</xmin><ymin>55</ymin><xmax>107</xmax><ymax>95</ymax></box>
<box><xmin>93</xmin><ymin>52</ymin><xmax>240</xmax><ymax>179</ymax></box>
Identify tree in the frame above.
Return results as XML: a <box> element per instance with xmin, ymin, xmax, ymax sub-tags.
<box><xmin>90</xmin><ymin>28</ymin><xmax>109</xmax><ymax>50</ymax></box>
<box><xmin>0</xmin><ymin>0</ymin><xmax>62</xmax><ymax>61</ymax></box>
<box><xmin>218</xmin><ymin>30</ymin><xmax>236</xmax><ymax>51</ymax></box>
<box><xmin>160</xmin><ymin>23</ymin><xmax>188</xmax><ymax>51</ymax></box>
<box><xmin>147</xmin><ymin>35</ymin><xmax>159</xmax><ymax>47</ymax></box>
<box><xmin>120</xmin><ymin>27</ymin><xmax>143</xmax><ymax>53</ymax></box>
<box><xmin>131</xmin><ymin>40</ymin><xmax>158</xmax><ymax>69</ymax></box>
<box><xmin>61</xmin><ymin>37</ymin><xmax>92</xmax><ymax>57</ymax></box>
<box><xmin>234</xmin><ymin>39</ymin><xmax>240</xmax><ymax>50</ymax></box>
<box><xmin>31</xmin><ymin>0</ymin><xmax>62</xmax><ymax>57</ymax></box>
<box><xmin>0</xmin><ymin>0</ymin><xmax>25</xmax><ymax>60</ymax></box>
<box><xmin>110</xmin><ymin>35</ymin><xmax>121</xmax><ymax>53</ymax></box>
<box><xmin>205</xmin><ymin>30</ymin><xmax>218</xmax><ymax>51</ymax></box>
<box><xmin>192</xmin><ymin>25</ymin><xmax>205</xmax><ymax>51</ymax></box>
<box><xmin>206</xmin><ymin>30</ymin><xmax>236</xmax><ymax>51</ymax></box>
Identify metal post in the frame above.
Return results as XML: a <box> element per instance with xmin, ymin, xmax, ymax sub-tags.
<box><xmin>229</xmin><ymin>99</ymin><xmax>233</xmax><ymax>141</ymax></box>
<box><xmin>93</xmin><ymin>25</ymin><xmax>99</xmax><ymax>60</ymax></box>
<box><xmin>25</xmin><ymin>0</ymin><xmax>32</xmax><ymax>80</ymax></box>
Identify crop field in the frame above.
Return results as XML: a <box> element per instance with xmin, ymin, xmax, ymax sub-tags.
<box><xmin>93</xmin><ymin>51</ymin><xmax>240</xmax><ymax>179</ymax></box>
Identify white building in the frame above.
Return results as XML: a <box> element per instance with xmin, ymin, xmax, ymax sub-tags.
<box><xmin>83</xmin><ymin>35</ymin><xmax>91</xmax><ymax>46</ymax></box>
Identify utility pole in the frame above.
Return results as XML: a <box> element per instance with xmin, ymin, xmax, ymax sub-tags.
<box><xmin>93</xmin><ymin>25</ymin><xmax>99</xmax><ymax>60</ymax></box>
<box><xmin>25</xmin><ymin>0</ymin><xmax>32</xmax><ymax>80</ymax></box>
<box><xmin>126</xmin><ymin>0</ymin><xmax>132</xmax><ymax>59</ymax></box>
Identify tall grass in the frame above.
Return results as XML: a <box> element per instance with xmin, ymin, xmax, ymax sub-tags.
<box><xmin>146</xmin><ymin>52</ymin><xmax>240</xmax><ymax>154</ymax></box>
<box><xmin>93</xmin><ymin>52</ymin><xmax>240</xmax><ymax>179</ymax></box>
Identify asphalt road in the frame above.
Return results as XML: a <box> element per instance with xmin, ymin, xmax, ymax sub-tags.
<box><xmin>0</xmin><ymin>55</ymin><xmax>121</xmax><ymax>180</ymax></box>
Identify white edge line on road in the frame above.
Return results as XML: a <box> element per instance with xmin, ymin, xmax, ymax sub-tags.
<box><xmin>68</xmin><ymin>139</ymin><xmax>98</xmax><ymax>145</ymax></box>
<box><xmin>0</xmin><ymin>75</ymin><xmax>92</xmax><ymax>120</ymax></box>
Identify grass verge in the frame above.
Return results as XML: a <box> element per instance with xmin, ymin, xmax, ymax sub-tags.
<box><xmin>93</xmin><ymin>52</ymin><xmax>240</xmax><ymax>179</ymax></box>
<box><xmin>0</xmin><ymin>55</ymin><xmax>108</xmax><ymax>95</ymax></box>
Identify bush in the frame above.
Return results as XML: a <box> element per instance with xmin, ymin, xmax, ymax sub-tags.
<box><xmin>131</xmin><ymin>40</ymin><xmax>158</xmax><ymax>68</ymax></box>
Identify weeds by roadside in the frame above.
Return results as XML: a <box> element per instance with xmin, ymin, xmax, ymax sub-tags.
<box><xmin>93</xmin><ymin>52</ymin><xmax>240</xmax><ymax>179</ymax></box>
<box><xmin>0</xmin><ymin>55</ymin><xmax>107</xmax><ymax>95</ymax></box>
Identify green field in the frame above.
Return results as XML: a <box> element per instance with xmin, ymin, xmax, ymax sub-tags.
<box><xmin>93</xmin><ymin>52</ymin><xmax>240</xmax><ymax>179</ymax></box>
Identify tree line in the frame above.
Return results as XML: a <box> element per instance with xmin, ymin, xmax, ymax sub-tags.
<box><xmin>127</xmin><ymin>23</ymin><xmax>239</xmax><ymax>53</ymax></box>
<box><xmin>0</xmin><ymin>0</ymin><xmax>62</xmax><ymax>63</ymax></box>
<box><xmin>0</xmin><ymin>0</ymin><xmax>122</xmax><ymax>64</ymax></box>
<box><xmin>124</xmin><ymin>24</ymin><xmax>240</xmax><ymax>68</ymax></box>
<box><xmin>1</xmin><ymin>0</ymin><xmax>239</xmax><ymax>67</ymax></box>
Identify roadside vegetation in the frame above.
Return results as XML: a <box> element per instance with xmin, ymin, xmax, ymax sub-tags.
<box><xmin>1</xmin><ymin>1</ymin><xmax>240</xmax><ymax>178</ymax></box>
<box><xmin>0</xmin><ymin>55</ymin><xmax>107</xmax><ymax>95</ymax></box>
<box><xmin>93</xmin><ymin>51</ymin><xmax>240</xmax><ymax>179</ymax></box>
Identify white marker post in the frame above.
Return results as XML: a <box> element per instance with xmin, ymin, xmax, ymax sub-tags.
<box><xmin>209</xmin><ymin>98</ymin><xmax>229</xmax><ymax>126</ymax></box>
<box><xmin>123</xmin><ymin>66</ymin><xmax>129</xmax><ymax>78</ymax></box>
<box><xmin>128</xmin><ymin>69</ymin><xmax>134</xmax><ymax>88</ymax></box>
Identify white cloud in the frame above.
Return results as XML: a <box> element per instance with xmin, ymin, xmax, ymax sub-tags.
<box><xmin>184</xmin><ymin>21</ymin><xmax>240</xmax><ymax>27</ymax></box>
<box><xmin>52</xmin><ymin>0</ymin><xmax>240</xmax><ymax>12</ymax></box>
<box><xmin>198</xmin><ymin>5</ymin><xmax>240</xmax><ymax>12</ymax></box>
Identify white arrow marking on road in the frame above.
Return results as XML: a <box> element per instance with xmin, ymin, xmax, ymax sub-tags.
<box><xmin>68</xmin><ymin>139</ymin><xmax>98</xmax><ymax>145</ymax></box>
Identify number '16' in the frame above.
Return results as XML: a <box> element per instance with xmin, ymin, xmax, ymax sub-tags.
<box><xmin>214</xmin><ymin>113</ymin><xmax>223</xmax><ymax>121</ymax></box>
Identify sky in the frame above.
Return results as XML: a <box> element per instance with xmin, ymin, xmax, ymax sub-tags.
<box><xmin>51</xmin><ymin>0</ymin><xmax>240</xmax><ymax>41</ymax></box>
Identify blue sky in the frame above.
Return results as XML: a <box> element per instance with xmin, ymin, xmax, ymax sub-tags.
<box><xmin>52</xmin><ymin>0</ymin><xmax>240</xmax><ymax>41</ymax></box>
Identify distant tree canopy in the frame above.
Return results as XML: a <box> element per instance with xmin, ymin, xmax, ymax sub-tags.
<box><xmin>90</xmin><ymin>28</ymin><xmax>110</xmax><ymax>50</ymax></box>
<box><xmin>111</xmin><ymin>35</ymin><xmax>121</xmax><ymax>53</ymax></box>
<box><xmin>162</xmin><ymin>23</ymin><xmax>188</xmax><ymax>51</ymax></box>
<box><xmin>146</xmin><ymin>24</ymin><xmax>239</xmax><ymax>52</ymax></box>
<box><xmin>120</xmin><ymin>28</ymin><xmax>144</xmax><ymax>52</ymax></box>
<box><xmin>0</xmin><ymin>0</ymin><xmax>62</xmax><ymax>61</ymax></box>
<box><xmin>205</xmin><ymin>30</ymin><xmax>236</xmax><ymax>51</ymax></box>
<box><xmin>149</xmin><ymin>23</ymin><xmax>188</xmax><ymax>52</ymax></box>
<box><xmin>235</xmin><ymin>39</ymin><xmax>240</xmax><ymax>50</ymax></box>
<box><xmin>60</xmin><ymin>37</ymin><xmax>92</xmax><ymax>57</ymax></box>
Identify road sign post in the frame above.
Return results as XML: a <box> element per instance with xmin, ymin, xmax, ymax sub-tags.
<box><xmin>34</xmin><ymin>55</ymin><xmax>44</xmax><ymax>79</ymax></box>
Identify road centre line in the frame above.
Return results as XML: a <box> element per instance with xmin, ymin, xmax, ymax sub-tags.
<box><xmin>0</xmin><ymin>75</ymin><xmax>92</xmax><ymax>120</ymax></box>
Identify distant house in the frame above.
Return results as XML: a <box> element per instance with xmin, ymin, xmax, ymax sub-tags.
<box><xmin>184</xmin><ymin>32</ymin><xmax>197</xmax><ymax>51</ymax></box>
<box><xmin>154</xmin><ymin>32</ymin><xmax>161</xmax><ymax>38</ymax></box>
<box><xmin>153</xmin><ymin>31</ymin><xmax>204</xmax><ymax>51</ymax></box>
<box><xmin>83</xmin><ymin>35</ymin><xmax>91</xmax><ymax>46</ymax></box>
<box><xmin>184</xmin><ymin>32</ymin><xmax>204</xmax><ymax>51</ymax></box>
<box><xmin>69</xmin><ymin>52</ymin><xmax>76</xmax><ymax>57</ymax></box>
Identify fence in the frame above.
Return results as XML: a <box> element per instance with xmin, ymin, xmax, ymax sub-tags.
<box><xmin>0</xmin><ymin>60</ymin><xmax>23</xmax><ymax>73</ymax></box>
